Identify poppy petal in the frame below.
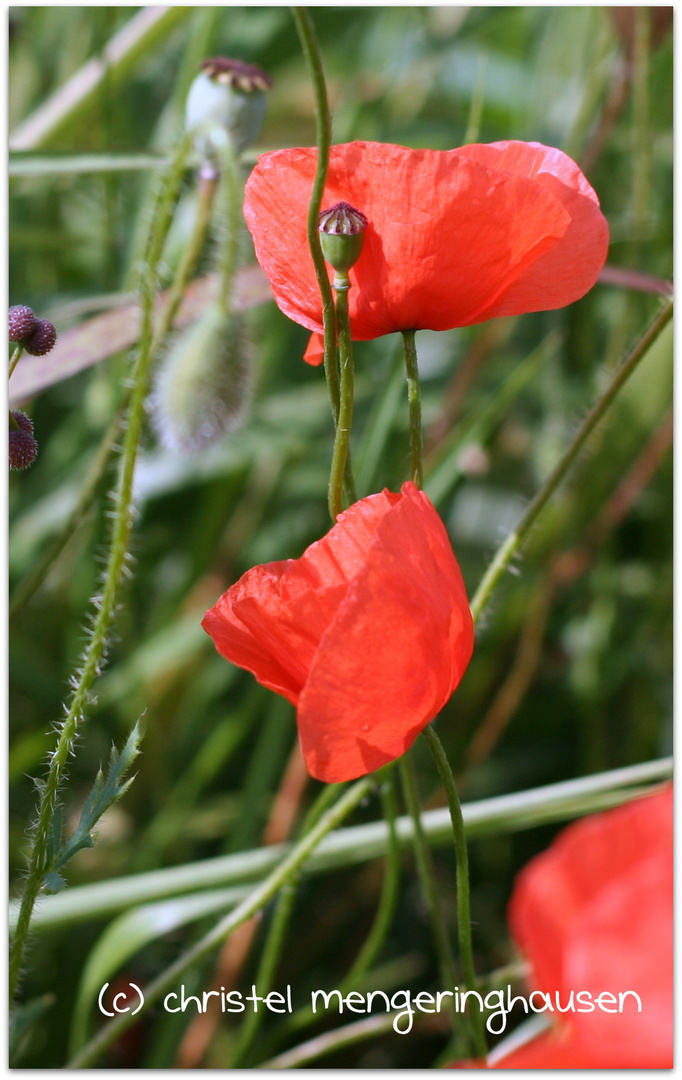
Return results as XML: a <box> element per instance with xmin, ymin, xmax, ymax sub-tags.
<box><xmin>202</xmin><ymin>489</ymin><xmax>401</xmax><ymax>704</ymax></box>
<box><xmin>504</xmin><ymin>787</ymin><xmax>672</xmax><ymax>1069</ymax></box>
<box><xmin>243</xmin><ymin>140</ymin><xmax>608</xmax><ymax>342</ymax></box>
<box><xmin>297</xmin><ymin>482</ymin><xmax>474</xmax><ymax>781</ymax></box>
<box><xmin>456</xmin><ymin>142</ymin><xmax>610</xmax><ymax>319</ymax></box>
<box><xmin>304</xmin><ymin>332</ymin><xmax>325</xmax><ymax>366</ymax></box>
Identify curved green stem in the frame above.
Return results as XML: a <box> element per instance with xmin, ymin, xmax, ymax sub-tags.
<box><xmin>268</xmin><ymin>771</ymin><xmax>399</xmax><ymax>1051</ymax></box>
<box><xmin>68</xmin><ymin>776</ymin><xmax>373</xmax><ymax>1068</ymax></box>
<box><xmin>159</xmin><ymin>172</ymin><xmax>218</xmax><ymax>336</ymax></box>
<box><xmin>340</xmin><ymin>770</ymin><xmax>400</xmax><ymax>988</ymax></box>
<box><xmin>9</xmin><ymin>134</ymin><xmax>191</xmax><ymax>1005</ymax></box>
<box><xmin>398</xmin><ymin>755</ymin><xmax>457</xmax><ymax>1023</ymax></box>
<box><xmin>291</xmin><ymin>7</ymin><xmax>338</xmax><ymax>418</ymax></box>
<box><xmin>10</xmin><ymin>169</ymin><xmax>213</xmax><ymax>622</ymax></box>
<box><xmin>216</xmin><ymin>142</ymin><xmax>243</xmax><ymax>315</ymax></box>
<box><xmin>8</xmin><ymin>344</ymin><xmax>24</xmax><ymax>381</ymax></box>
<box><xmin>229</xmin><ymin>780</ymin><xmax>344</xmax><ymax>1066</ymax></box>
<box><xmin>421</xmin><ymin>725</ymin><xmax>487</xmax><ymax>1058</ymax></box>
<box><xmin>328</xmin><ymin>282</ymin><xmax>355</xmax><ymax>519</ymax></box>
<box><xmin>401</xmin><ymin>329</ymin><xmax>423</xmax><ymax>488</ymax></box>
<box><xmin>470</xmin><ymin>298</ymin><xmax>673</xmax><ymax>626</ymax></box>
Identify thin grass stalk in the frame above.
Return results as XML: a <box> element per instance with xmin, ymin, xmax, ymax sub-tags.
<box><xmin>229</xmin><ymin>780</ymin><xmax>344</xmax><ymax>1065</ymax></box>
<box><xmin>278</xmin><ymin>768</ymin><xmax>401</xmax><ymax>1045</ymax></box>
<box><xmin>421</xmin><ymin>725</ymin><xmax>487</xmax><ymax>1058</ymax></box>
<box><xmin>469</xmin><ymin>298</ymin><xmax>673</xmax><ymax>626</ymax></box>
<box><xmin>398</xmin><ymin>756</ymin><xmax>458</xmax><ymax>1025</ymax></box>
<box><xmin>68</xmin><ymin>776</ymin><xmax>374</xmax><ymax>1067</ymax></box>
<box><xmin>9</xmin><ymin>7</ymin><xmax>194</xmax><ymax>151</ymax></box>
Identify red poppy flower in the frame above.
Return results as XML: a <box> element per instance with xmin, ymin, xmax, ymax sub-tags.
<box><xmin>243</xmin><ymin>140</ymin><xmax>609</xmax><ymax>363</ymax></box>
<box><xmin>202</xmin><ymin>481</ymin><xmax>474</xmax><ymax>782</ymax></box>
<box><xmin>488</xmin><ymin>787</ymin><xmax>673</xmax><ymax>1069</ymax></box>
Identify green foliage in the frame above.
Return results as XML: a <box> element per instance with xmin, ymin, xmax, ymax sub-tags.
<box><xmin>9</xmin><ymin>6</ymin><xmax>672</xmax><ymax>1069</ymax></box>
<box><xmin>43</xmin><ymin>720</ymin><xmax>143</xmax><ymax>894</ymax></box>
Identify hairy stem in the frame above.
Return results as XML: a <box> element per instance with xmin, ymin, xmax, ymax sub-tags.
<box><xmin>401</xmin><ymin>329</ymin><xmax>423</xmax><ymax>488</ymax></box>
<box><xmin>9</xmin><ymin>134</ymin><xmax>192</xmax><ymax>1003</ymax></box>
<box><xmin>328</xmin><ymin>282</ymin><xmax>355</xmax><ymax>519</ymax></box>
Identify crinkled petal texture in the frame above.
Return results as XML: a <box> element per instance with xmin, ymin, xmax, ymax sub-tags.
<box><xmin>244</xmin><ymin>140</ymin><xmax>609</xmax><ymax>351</ymax></box>
<box><xmin>495</xmin><ymin>787</ymin><xmax>673</xmax><ymax>1068</ymax></box>
<box><xmin>202</xmin><ymin>482</ymin><xmax>474</xmax><ymax>782</ymax></box>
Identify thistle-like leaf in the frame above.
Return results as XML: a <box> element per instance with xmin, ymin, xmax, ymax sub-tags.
<box><xmin>44</xmin><ymin>720</ymin><xmax>144</xmax><ymax>882</ymax></box>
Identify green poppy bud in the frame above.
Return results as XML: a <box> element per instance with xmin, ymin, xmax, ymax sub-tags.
<box><xmin>185</xmin><ymin>57</ymin><xmax>272</xmax><ymax>168</ymax></box>
<box><xmin>151</xmin><ymin>304</ymin><xmax>252</xmax><ymax>454</ymax></box>
<box><xmin>318</xmin><ymin>201</ymin><xmax>368</xmax><ymax>275</ymax></box>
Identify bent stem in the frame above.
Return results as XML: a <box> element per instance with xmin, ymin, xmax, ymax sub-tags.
<box><xmin>328</xmin><ymin>280</ymin><xmax>356</xmax><ymax>519</ymax></box>
<box><xmin>401</xmin><ymin>329</ymin><xmax>423</xmax><ymax>488</ymax></box>
<box><xmin>68</xmin><ymin>776</ymin><xmax>374</xmax><ymax>1068</ymax></box>
<box><xmin>9</xmin><ymin>134</ymin><xmax>192</xmax><ymax>1005</ymax></box>
<box><xmin>229</xmin><ymin>781</ymin><xmax>344</xmax><ymax>1066</ymax></box>
<box><xmin>470</xmin><ymin>298</ymin><xmax>673</xmax><ymax>626</ymax></box>
<box><xmin>270</xmin><ymin>770</ymin><xmax>400</xmax><ymax>1051</ymax></box>
<box><xmin>422</xmin><ymin>725</ymin><xmax>487</xmax><ymax>1059</ymax></box>
<box><xmin>340</xmin><ymin>770</ymin><xmax>400</xmax><ymax>988</ymax></box>
<box><xmin>398</xmin><ymin>756</ymin><xmax>458</xmax><ymax>1025</ymax></box>
<box><xmin>9</xmin><ymin>344</ymin><xmax>25</xmax><ymax>381</ymax></box>
<box><xmin>292</xmin><ymin>7</ymin><xmax>338</xmax><ymax>418</ymax></box>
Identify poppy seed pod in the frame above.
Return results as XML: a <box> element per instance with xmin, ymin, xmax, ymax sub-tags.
<box><xmin>185</xmin><ymin>56</ymin><xmax>272</xmax><ymax>163</ymax></box>
<box><xmin>319</xmin><ymin>201</ymin><xmax>368</xmax><ymax>275</ymax></box>
<box><xmin>150</xmin><ymin>303</ymin><xmax>252</xmax><ymax>454</ymax></box>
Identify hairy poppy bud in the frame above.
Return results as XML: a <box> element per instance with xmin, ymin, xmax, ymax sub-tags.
<box><xmin>24</xmin><ymin>317</ymin><xmax>57</xmax><ymax>356</ymax></box>
<box><xmin>150</xmin><ymin>303</ymin><xmax>252</xmax><ymax>454</ymax></box>
<box><xmin>319</xmin><ymin>202</ymin><xmax>368</xmax><ymax>275</ymax></box>
<box><xmin>9</xmin><ymin>305</ymin><xmax>37</xmax><ymax>342</ymax></box>
<box><xmin>9</xmin><ymin>410</ymin><xmax>38</xmax><ymax>470</ymax></box>
<box><xmin>185</xmin><ymin>56</ymin><xmax>272</xmax><ymax>166</ymax></box>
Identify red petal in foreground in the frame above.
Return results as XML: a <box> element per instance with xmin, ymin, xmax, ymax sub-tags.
<box><xmin>244</xmin><ymin>140</ymin><xmax>609</xmax><ymax>349</ymax></box>
<box><xmin>202</xmin><ymin>482</ymin><xmax>474</xmax><ymax>782</ymax></box>
<box><xmin>499</xmin><ymin>787</ymin><xmax>673</xmax><ymax>1068</ymax></box>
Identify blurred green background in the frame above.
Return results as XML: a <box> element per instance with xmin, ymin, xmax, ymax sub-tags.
<box><xmin>9</xmin><ymin>6</ymin><xmax>672</xmax><ymax>1068</ymax></box>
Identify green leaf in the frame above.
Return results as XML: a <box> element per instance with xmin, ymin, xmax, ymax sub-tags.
<box><xmin>50</xmin><ymin>720</ymin><xmax>144</xmax><ymax>877</ymax></box>
<box><xmin>69</xmin><ymin>885</ymin><xmax>248</xmax><ymax>1055</ymax></box>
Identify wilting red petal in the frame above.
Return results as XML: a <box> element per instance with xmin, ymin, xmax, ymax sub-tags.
<box><xmin>202</xmin><ymin>482</ymin><xmax>473</xmax><ymax>782</ymax></box>
<box><xmin>497</xmin><ymin>787</ymin><xmax>673</xmax><ymax>1069</ymax></box>
<box><xmin>243</xmin><ymin>140</ymin><xmax>609</xmax><ymax>343</ymax></box>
